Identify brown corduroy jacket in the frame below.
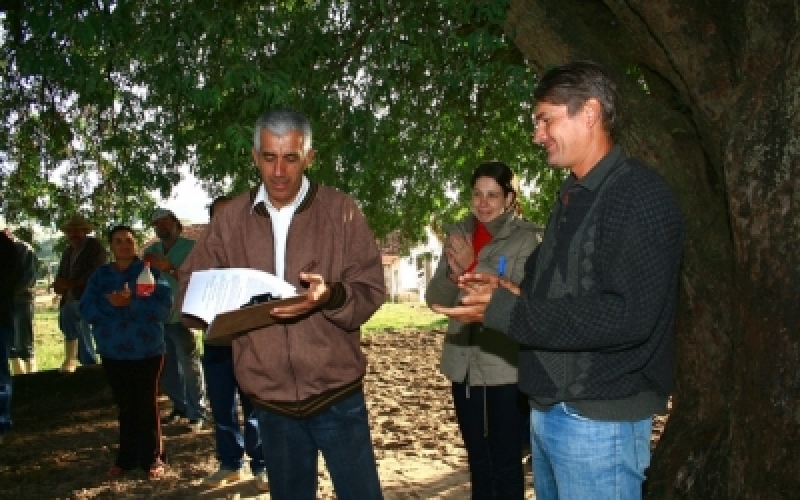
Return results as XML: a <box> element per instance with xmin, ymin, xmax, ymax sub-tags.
<box><xmin>178</xmin><ymin>182</ymin><xmax>385</xmax><ymax>416</ymax></box>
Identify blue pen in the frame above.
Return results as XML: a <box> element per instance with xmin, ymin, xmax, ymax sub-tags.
<box><xmin>497</xmin><ymin>255</ymin><xmax>507</xmax><ymax>278</ymax></box>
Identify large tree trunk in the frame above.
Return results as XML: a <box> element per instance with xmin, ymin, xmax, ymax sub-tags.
<box><xmin>504</xmin><ymin>0</ymin><xmax>800</xmax><ymax>497</ymax></box>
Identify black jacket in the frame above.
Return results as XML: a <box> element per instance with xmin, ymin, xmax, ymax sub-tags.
<box><xmin>0</xmin><ymin>232</ymin><xmax>22</xmax><ymax>326</ymax></box>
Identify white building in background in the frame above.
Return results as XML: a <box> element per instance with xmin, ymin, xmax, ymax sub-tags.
<box><xmin>381</xmin><ymin>226</ymin><xmax>443</xmax><ymax>303</ymax></box>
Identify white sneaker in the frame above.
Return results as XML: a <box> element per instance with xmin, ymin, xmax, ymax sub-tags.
<box><xmin>255</xmin><ymin>470</ymin><xmax>270</xmax><ymax>492</ymax></box>
<box><xmin>203</xmin><ymin>467</ymin><xmax>243</xmax><ymax>487</ymax></box>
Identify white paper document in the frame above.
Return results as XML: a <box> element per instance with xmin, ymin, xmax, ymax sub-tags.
<box><xmin>182</xmin><ymin>268</ymin><xmax>298</xmax><ymax>324</ymax></box>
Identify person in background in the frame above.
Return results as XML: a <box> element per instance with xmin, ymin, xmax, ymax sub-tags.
<box><xmin>433</xmin><ymin>61</ymin><xmax>685</xmax><ymax>500</ymax></box>
<box><xmin>4</xmin><ymin>228</ymin><xmax>40</xmax><ymax>375</ymax></box>
<box><xmin>0</xmin><ymin>228</ymin><xmax>23</xmax><ymax>444</ymax></box>
<box><xmin>53</xmin><ymin>215</ymin><xmax>107</xmax><ymax>373</ymax></box>
<box><xmin>179</xmin><ymin>109</ymin><xmax>386</xmax><ymax>500</ymax></box>
<box><xmin>426</xmin><ymin>161</ymin><xmax>541</xmax><ymax>499</ymax></box>
<box><xmin>80</xmin><ymin>225</ymin><xmax>172</xmax><ymax>478</ymax></box>
<box><xmin>200</xmin><ymin>195</ymin><xmax>268</xmax><ymax>492</ymax></box>
<box><xmin>144</xmin><ymin>209</ymin><xmax>207</xmax><ymax>432</ymax></box>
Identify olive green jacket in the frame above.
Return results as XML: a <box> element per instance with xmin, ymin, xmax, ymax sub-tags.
<box><xmin>425</xmin><ymin>212</ymin><xmax>541</xmax><ymax>386</ymax></box>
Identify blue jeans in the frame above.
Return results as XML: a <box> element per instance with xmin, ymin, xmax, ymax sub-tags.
<box><xmin>161</xmin><ymin>323</ymin><xmax>206</xmax><ymax>420</ymax></box>
<box><xmin>254</xmin><ymin>390</ymin><xmax>383</xmax><ymax>500</ymax></box>
<box><xmin>0</xmin><ymin>324</ymin><xmax>12</xmax><ymax>436</ymax></box>
<box><xmin>451</xmin><ymin>381</ymin><xmax>527</xmax><ymax>499</ymax></box>
<box><xmin>58</xmin><ymin>300</ymin><xmax>97</xmax><ymax>365</ymax></box>
<box><xmin>203</xmin><ymin>343</ymin><xmax>264</xmax><ymax>472</ymax></box>
<box><xmin>11</xmin><ymin>301</ymin><xmax>34</xmax><ymax>360</ymax></box>
<box><xmin>530</xmin><ymin>403</ymin><xmax>651</xmax><ymax>500</ymax></box>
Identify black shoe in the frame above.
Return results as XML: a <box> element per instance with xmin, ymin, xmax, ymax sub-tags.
<box><xmin>161</xmin><ymin>410</ymin><xmax>186</xmax><ymax>425</ymax></box>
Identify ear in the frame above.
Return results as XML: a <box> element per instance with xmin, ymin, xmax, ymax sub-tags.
<box><xmin>305</xmin><ymin>149</ymin><xmax>316</xmax><ymax>165</ymax></box>
<box><xmin>505</xmin><ymin>191</ymin><xmax>515</xmax><ymax>210</ymax></box>
<box><xmin>585</xmin><ymin>99</ymin><xmax>602</xmax><ymax>127</ymax></box>
<box><xmin>251</xmin><ymin>147</ymin><xmax>259</xmax><ymax>165</ymax></box>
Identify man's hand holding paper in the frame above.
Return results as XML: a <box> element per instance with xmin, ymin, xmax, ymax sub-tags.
<box><xmin>182</xmin><ymin>268</ymin><xmax>298</xmax><ymax>324</ymax></box>
<box><xmin>270</xmin><ymin>271</ymin><xmax>332</xmax><ymax>319</ymax></box>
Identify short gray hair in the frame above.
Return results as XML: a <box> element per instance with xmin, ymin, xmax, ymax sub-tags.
<box><xmin>253</xmin><ymin>109</ymin><xmax>313</xmax><ymax>154</ymax></box>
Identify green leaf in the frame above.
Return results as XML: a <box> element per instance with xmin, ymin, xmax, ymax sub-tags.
<box><xmin>1</xmin><ymin>0</ymin><xmax>550</xmax><ymax>241</ymax></box>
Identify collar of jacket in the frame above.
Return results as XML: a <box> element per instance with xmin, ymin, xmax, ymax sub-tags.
<box><xmin>558</xmin><ymin>144</ymin><xmax>627</xmax><ymax>198</ymax></box>
<box><xmin>459</xmin><ymin>210</ymin><xmax>516</xmax><ymax>239</ymax></box>
<box><xmin>249</xmin><ymin>181</ymin><xmax>320</xmax><ymax>218</ymax></box>
<box><xmin>483</xmin><ymin>210</ymin><xmax>513</xmax><ymax>237</ymax></box>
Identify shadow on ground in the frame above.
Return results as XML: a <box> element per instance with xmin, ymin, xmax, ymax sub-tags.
<box><xmin>0</xmin><ymin>331</ymin><xmax>487</xmax><ymax>499</ymax></box>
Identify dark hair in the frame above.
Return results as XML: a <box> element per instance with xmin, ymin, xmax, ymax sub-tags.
<box><xmin>533</xmin><ymin>60</ymin><xmax>618</xmax><ymax>131</ymax></box>
<box><xmin>107</xmin><ymin>224</ymin><xmax>135</xmax><ymax>244</ymax></box>
<box><xmin>470</xmin><ymin>161</ymin><xmax>516</xmax><ymax>199</ymax></box>
<box><xmin>209</xmin><ymin>195</ymin><xmax>233</xmax><ymax>218</ymax></box>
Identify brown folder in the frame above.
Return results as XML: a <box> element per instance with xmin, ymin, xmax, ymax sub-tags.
<box><xmin>201</xmin><ymin>296</ymin><xmax>306</xmax><ymax>346</ymax></box>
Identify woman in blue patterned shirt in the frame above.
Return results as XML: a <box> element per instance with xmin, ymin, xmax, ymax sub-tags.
<box><xmin>80</xmin><ymin>225</ymin><xmax>173</xmax><ymax>479</ymax></box>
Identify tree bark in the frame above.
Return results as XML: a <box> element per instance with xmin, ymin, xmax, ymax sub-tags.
<box><xmin>504</xmin><ymin>0</ymin><xmax>799</xmax><ymax>497</ymax></box>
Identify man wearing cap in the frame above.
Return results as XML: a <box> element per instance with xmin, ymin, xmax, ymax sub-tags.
<box><xmin>144</xmin><ymin>208</ymin><xmax>207</xmax><ymax>431</ymax></box>
<box><xmin>53</xmin><ymin>215</ymin><xmax>107</xmax><ymax>373</ymax></box>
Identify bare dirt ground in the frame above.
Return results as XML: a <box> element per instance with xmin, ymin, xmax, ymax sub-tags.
<box><xmin>0</xmin><ymin>328</ymin><xmax>666</xmax><ymax>499</ymax></box>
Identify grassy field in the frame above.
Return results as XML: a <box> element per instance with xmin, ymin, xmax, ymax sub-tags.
<box><xmin>28</xmin><ymin>302</ymin><xmax>447</xmax><ymax>372</ymax></box>
<box><xmin>362</xmin><ymin>302</ymin><xmax>447</xmax><ymax>333</ymax></box>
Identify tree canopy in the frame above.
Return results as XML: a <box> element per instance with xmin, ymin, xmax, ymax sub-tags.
<box><xmin>0</xmin><ymin>0</ymin><xmax>562</xmax><ymax>240</ymax></box>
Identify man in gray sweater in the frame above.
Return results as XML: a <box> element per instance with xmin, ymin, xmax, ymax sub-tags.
<box><xmin>433</xmin><ymin>61</ymin><xmax>685</xmax><ymax>500</ymax></box>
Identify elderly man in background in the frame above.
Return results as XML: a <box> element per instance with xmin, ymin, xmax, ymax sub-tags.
<box><xmin>53</xmin><ymin>215</ymin><xmax>107</xmax><ymax>373</ymax></box>
<box><xmin>144</xmin><ymin>208</ymin><xmax>206</xmax><ymax>432</ymax></box>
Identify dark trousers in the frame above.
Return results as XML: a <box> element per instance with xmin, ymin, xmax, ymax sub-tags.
<box><xmin>0</xmin><ymin>324</ymin><xmax>12</xmax><ymax>436</ymax></box>
<box><xmin>202</xmin><ymin>343</ymin><xmax>264</xmax><ymax>472</ymax></box>
<box><xmin>452</xmin><ymin>381</ymin><xmax>527</xmax><ymax>500</ymax></box>
<box><xmin>102</xmin><ymin>355</ymin><xmax>165</xmax><ymax>470</ymax></box>
<box><xmin>11</xmin><ymin>301</ymin><xmax>34</xmax><ymax>359</ymax></box>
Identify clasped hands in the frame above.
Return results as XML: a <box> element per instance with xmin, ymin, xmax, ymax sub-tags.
<box><xmin>431</xmin><ymin>273</ymin><xmax>520</xmax><ymax>324</ymax></box>
<box><xmin>445</xmin><ymin>232</ymin><xmax>474</xmax><ymax>280</ymax></box>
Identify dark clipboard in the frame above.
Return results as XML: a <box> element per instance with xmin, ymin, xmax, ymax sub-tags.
<box><xmin>202</xmin><ymin>295</ymin><xmax>306</xmax><ymax>346</ymax></box>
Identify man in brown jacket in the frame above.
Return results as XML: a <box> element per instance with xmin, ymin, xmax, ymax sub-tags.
<box><xmin>179</xmin><ymin>109</ymin><xmax>386</xmax><ymax>500</ymax></box>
